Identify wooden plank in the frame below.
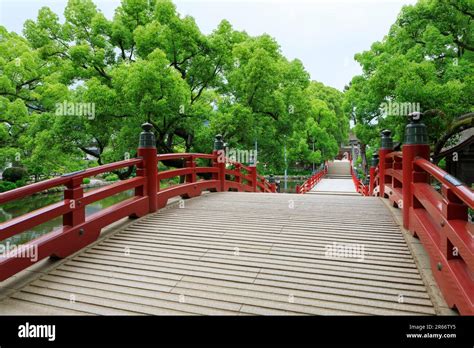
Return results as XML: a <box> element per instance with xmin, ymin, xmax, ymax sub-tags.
<box><xmin>0</xmin><ymin>191</ymin><xmax>437</xmax><ymax>315</ymax></box>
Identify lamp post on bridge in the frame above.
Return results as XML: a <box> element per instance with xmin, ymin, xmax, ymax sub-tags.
<box><xmin>214</xmin><ymin>135</ymin><xmax>224</xmax><ymax>151</ymax></box>
<box><xmin>368</xmin><ymin>152</ymin><xmax>379</xmax><ymax>196</ymax></box>
<box><xmin>268</xmin><ymin>174</ymin><xmax>277</xmax><ymax>193</ymax></box>
<box><xmin>371</xmin><ymin>152</ymin><xmax>379</xmax><ymax>167</ymax></box>
<box><xmin>137</xmin><ymin>123</ymin><xmax>158</xmax><ymax>213</ymax></box>
<box><xmin>378</xmin><ymin>129</ymin><xmax>393</xmax><ymax>198</ymax></box>
<box><xmin>402</xmin><ymin>112</ymin><xmax>429</xmax><ymax>230</ymax></box>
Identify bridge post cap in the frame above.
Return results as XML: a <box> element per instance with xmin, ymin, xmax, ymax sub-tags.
<box><xmin>380</xmin><ymin>130</ymin><xmax>393</xmax><ymax>149</ymax></box>
<box><xmin>139</xmin><ymin>123</ymin><xmax>156</xmax><ymax>148</ymax></box>
<box><xmin>214</xmin><ymin>134</ymin><xmax>224</xmax><ymax>151</ymax></box>
<box><xmin>141</xmin><ymin>122</ymin><xmax>154</xmax><ymax>132</ymax></box>
<box><xmin>408</xmin><ymin>112</ymin><xmax>422</xmax><ymax>122</ymax></box>
<box><xmin>405</xmin><ymin>112</ymin><xmax>428</xmax><ymax>145</ymax></box>
<box><xmin>371</xmin><ymin>152</ymin><xmax>379</xmax><ymax>167</ymax></box>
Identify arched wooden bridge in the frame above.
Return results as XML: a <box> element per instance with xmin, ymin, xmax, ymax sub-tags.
<box><xmin>0</xmin><ymin>120</ymin><xmax>472</xmax><ymax>315</ymax></box>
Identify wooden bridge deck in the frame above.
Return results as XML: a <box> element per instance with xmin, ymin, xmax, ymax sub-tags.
<box><xmin>0</xmin><ymin>192</ymin><xmax>437</xmax><ymax>315</ymax></box>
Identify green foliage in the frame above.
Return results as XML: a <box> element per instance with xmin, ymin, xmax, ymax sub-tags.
<box><xmin>286</xmin><ymin>168</ymin><xmax>313</xmax><ymax>176</ymax></box>
<box><xmin>0</xmin><ymin>180</ymin><xmax>17</xmax><ymax>192</ymax></box>
<box><xmin>3</xmin><ymin>0</ymin><xmax>470</xmax><ymax>181</ymax></box>
<box><xmin>1</xmin><ymin>0</ymin><xmax>349</xmax><ymax>179</ymax></box>
<box><xmin>160</xmin><ymin>176</ymin><xmax>180</xmax><ymax>188</ymax></box>
<box><xmin>104</xmin><ymin>173</ymin><xmax>119</xmax><ymax>181</ymax></box>
<box><xmin>15</xmin><ymin>179</ymin><xmax>28</xmax><ymax>188</ymax></box>
<box><xmin>438</xmin><ymin>158</ymin><xmax>446</xmax><ymax>170</ymax></box>
<box><xmin>286</xmin><ymin>81</ymin><xmax>347</xmax><ymax>169</ymax></box>
<box><xmin>2</xmin><ymin>167</ymin><xmax>28</xmax><ymax>183</ymax></box>
<box><xmin>344</xmin><ymin>0</ymin><xmax>474</xmax><ymax>173</ymax></box>
<box><xmin>82</xmin><ymin>177</ymin><xmax>91</xmax><ymax>184</ymax></box>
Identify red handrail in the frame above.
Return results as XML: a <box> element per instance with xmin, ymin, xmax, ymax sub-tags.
<box><xmin>0</xmin><ymin>136</ymin><xmax>275</xmax><ymax>281</ymax></box>
<box><xmin>371</xmin><ymin>143</ymin><xmax>474</xmax><ymax>315</ymax></box>
<box><xmin>0</xmin><ymin>159</ymin><xmax>143</xmax><ymax>205</ymax></box>
<box><xmin>219</xmin><ymin>157</ymin><xmax>274</xmax><ymax>193</ymax></box>
<box><xmin>296</xmin><ymin>166</ymin><xmax>327</xmax><ymax>194</ymax></box>
<box><xmin>0</xmin><ymin>157</ymin><xmax>148</xmax><ymax>281</ymax></box>
<box><xmin>414</xmin><ymin>158</ymin><xmax>473</xmax><ymax>207</ymax></box>
<box><xmin>156</xmin><ymin>153</ymin><xmax>216</xmax><ymax>161</ymax></box>
<box><xmin>385</xmin><ymin>151</ymin><xmax>402</xmax><ymax>159</ymax></box>
<box><xmin>369</xmin><ymin>166</ymin><xmax>379</xmax><ymax>196</ymax></box>
<box><xmin>349</xmin><ymin>160</ymin><xmax>369</xmax><ymax>196</ymax></box>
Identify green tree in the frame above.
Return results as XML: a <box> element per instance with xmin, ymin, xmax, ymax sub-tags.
<box><xmin>345</xmin><ymin>0</ymin><xmax>474</xmax><ymax>172</ymax></box>
<box><xmin>2</xmin><ymin>0</ymin><xmax>350</xmax><ymax>180</ymax></box>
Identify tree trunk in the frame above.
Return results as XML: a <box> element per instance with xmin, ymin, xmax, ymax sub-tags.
<box><xmin>432</xmin><ymin>113</ymin><xmax>474</xmax><ymax>163</ymax></box>
<box><xmin>113</xmin><ymin>165</ymin><xmax>134</xmax><ymax>180</ymax></box>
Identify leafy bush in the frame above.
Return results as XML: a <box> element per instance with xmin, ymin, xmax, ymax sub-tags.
<box><xmin>161</xmin><ymin>177</ymin><xmax>180</xmax><ymax>188</ymax></box>
<box><xmin>2</xmin><ymin>167</ymin><xmax>28</xmax><ymax>183</ymax></box>
<box><xmin>287</xmin><ymin>168</ymin><xmax>313</xmax><ymax>176</ymax></box>
<box><xmin>82</xmin><ymin>178</ymin><xmax>91</xmax><ymax>184</ymax></box>
<box><xmin>104</xmin><ymin>174</ymin><xmax>119</xmax><ymax>182</ymax></box>
<box><xmin>0</xmin><ymin>180</ymin><xmax>16</xmax><ymax>192</ymax></box>
<box><xmin>14</xmin><ymin>179</ymin><xmax>27</xmax><ymax>188</ymax></box>
<box><xmin>438</xmin><ymin>158</ymin><xmax>446</xmax><ymax>170</ymax></box>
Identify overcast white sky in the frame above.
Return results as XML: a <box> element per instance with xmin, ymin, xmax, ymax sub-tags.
<box><xmin>0</xmin><ymin>0</ymin><xmax>417</xmax><ymax>90</ymax></box>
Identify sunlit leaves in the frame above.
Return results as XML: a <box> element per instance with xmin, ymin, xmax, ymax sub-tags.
<box><xmin>345</xmin><ymin>0</ymin><xmax>474</xmax><ymax>164</ymax></box>
<box><xmin>1</xmin><ymin>0</ymin><xmax>350</xmax><ymax>179</ymax></box>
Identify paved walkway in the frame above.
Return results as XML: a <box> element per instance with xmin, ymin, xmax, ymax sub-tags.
<box><xmin>310</xmin><ymin>178</ymin><xmax>357</xmax><ymax>194</ymax></box>
<box><xmin>0</xmin><ymin>192</ymin><xmax>435</xmax><ymax>315</ymax></box>
<box><xmin>309</xmin><ymin>160</ymin><xmax>358</xmax><ymax>195</ymax></box>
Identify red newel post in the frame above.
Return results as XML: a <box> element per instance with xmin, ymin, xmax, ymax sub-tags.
<box><xmin>185</xmin><ymin>155</ymin><xmax>196</xmax><ymax>184</ymax></box>
<box><xmin>378</xmin><ymin>130</ymin><xmax>393</xmax><ymax>198</ymax></box>
<box><xmin>369</xmin><ymin>153</ymin><xmax>378</xmax><ymax>196</ymax></box>
<box><xmin>234</xmin><ymin>163</ymin><xmax>242</xmax><ymax>191</ymax></box>
<box><xmin>402</xmin><ymin>113</ymin><xmax>430</xmax><ymax>230</ymax></box>
<box><xmin>212</xmin><ymin>134</ymin><xmax>226</xmax><ymax>192</ymax></box>
<box><xmin>63</xmin><ymin>176</ymin><xmax>85</xmax><ymax>228</ymax></box>
<box><xmin>137</xmin><ymin>123</ymin><xmax>158</xmax><ymax>213</ymax></box>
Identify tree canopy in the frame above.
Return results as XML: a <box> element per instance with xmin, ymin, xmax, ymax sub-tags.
<box><xmin>0</xmin><ymin>0</ymin><xmax>348</xmax><ymax>181</ymax></box>
<box><xmin>344</xmin><ymin>0</ymin><xmax>474</xmax><ymax>171</ymax></box>
<box><xmin>3</xmin><ymin>0</ymin><xmax>470</xmax><ymax>184</ymax></box>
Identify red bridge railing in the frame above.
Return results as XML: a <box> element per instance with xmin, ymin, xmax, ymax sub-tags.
<box><xmin>349</xmin><ymin>159</ymin><xmax>368</xmax><ymax>196</ymax></box>
<box><xmin>0</xmin><ymin>125</ymin><xmax>275</xmax><ymax>281</ymax></box>
<box><xmin>296</xmin><ymin>165</ymin><xmax>327</xmax><ymax>194</ymax></box>
<box><xmin>369</xmin><ymin>118</ymin><xmax>474</xmax><ymax>315</ymax></box>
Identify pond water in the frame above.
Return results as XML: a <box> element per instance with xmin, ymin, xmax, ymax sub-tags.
<box><xmin>0</xmin><ymin>189</ymin><xmax>133</xmax><ymax>247</ymax></box>
<box><xmin>278</xmin><ymin>180</ymin><xmax>305</xmax><ymax>193</ymax></box>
